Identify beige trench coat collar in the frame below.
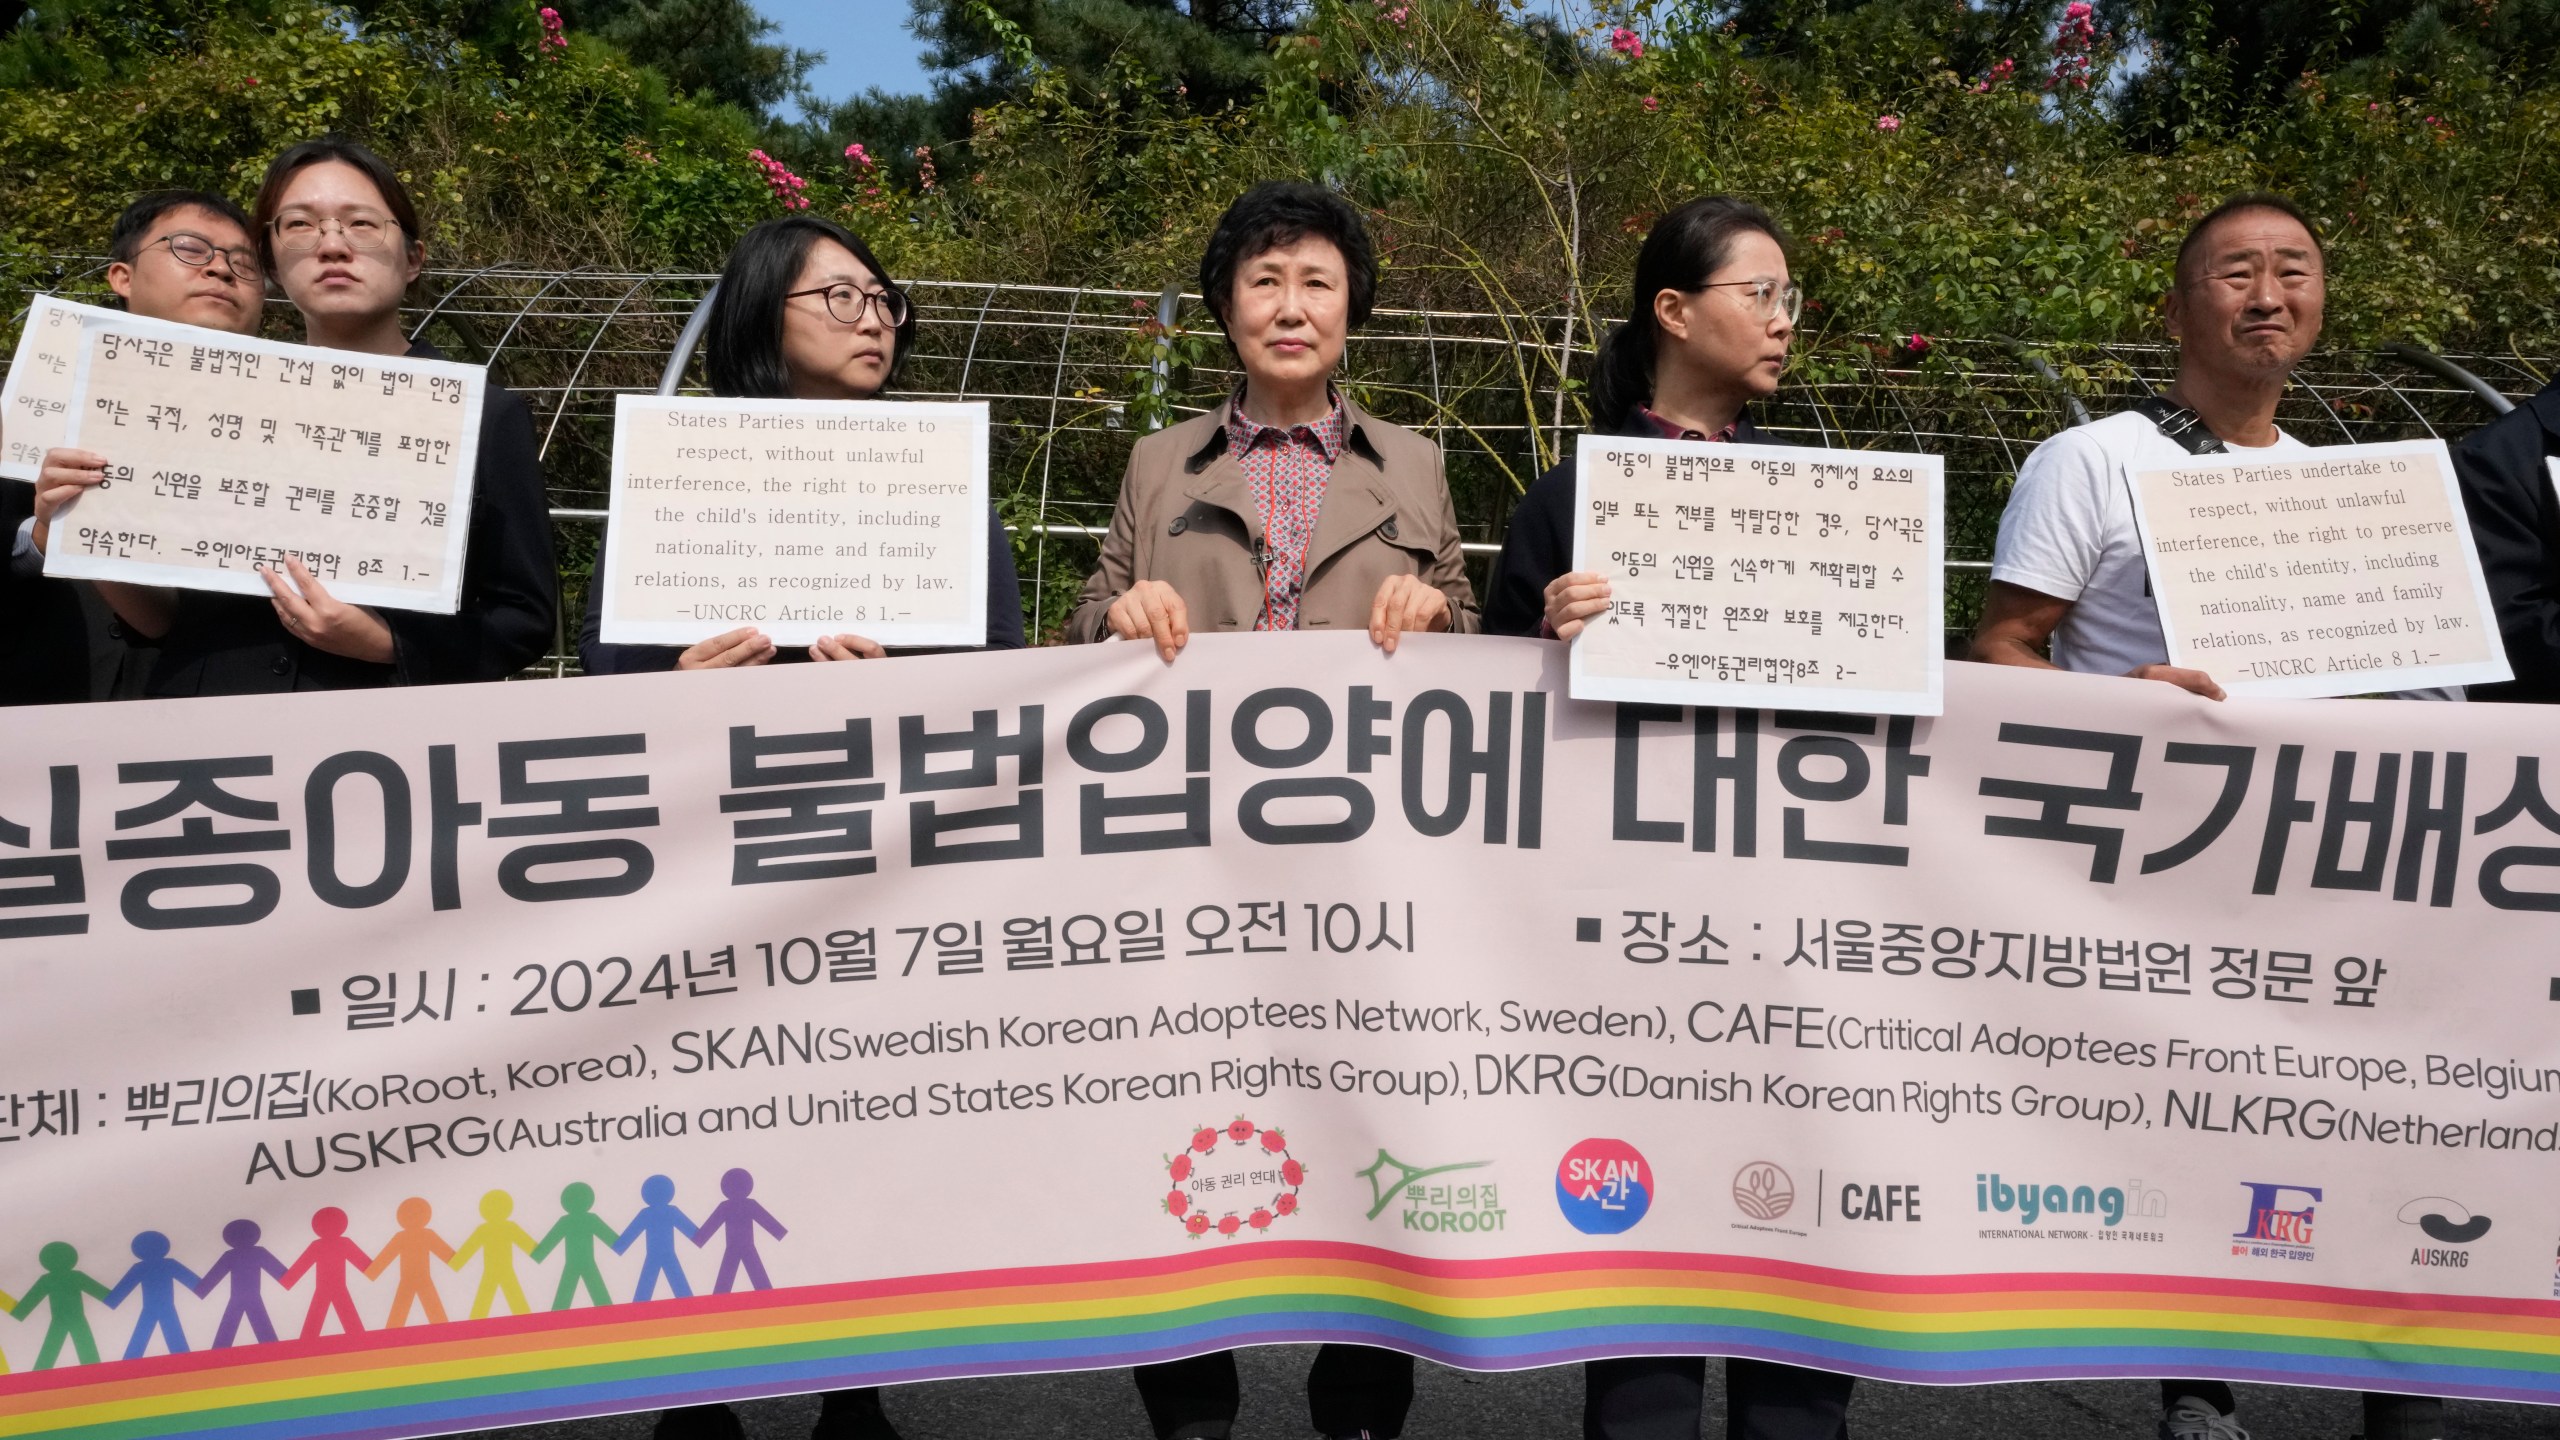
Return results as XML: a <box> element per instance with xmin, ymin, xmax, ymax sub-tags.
<box><xmin>1175</xmin><ymin>393</ymin><xmax>1400</xmax><ymax>583</ymax></box>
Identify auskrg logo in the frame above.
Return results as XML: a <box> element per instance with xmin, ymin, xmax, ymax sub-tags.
<box><xmin>1357</xmin><ymin>1149</ymin><xmax>1504</xmax><ymax>1232</ymax></box>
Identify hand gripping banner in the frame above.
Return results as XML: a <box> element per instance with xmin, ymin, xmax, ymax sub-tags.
<box><xmin>2</xmin><ymin>633</ymin><xmax>2557</xmax><ymax>1438</ymax></box>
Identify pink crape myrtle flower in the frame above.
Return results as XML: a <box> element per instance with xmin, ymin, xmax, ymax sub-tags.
<box><xmin>1875</xmin><ymin>114</ymin><xmax>1902</xmax><ymax>132</ymax></box>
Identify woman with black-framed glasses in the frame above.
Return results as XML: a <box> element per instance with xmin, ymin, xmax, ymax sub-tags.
<box><xmin>1482</xmin><ymin>196</ymin><xmax>1855</xmax><ymax>1440</ymax></box>
<box><xmin>579</xmin><ymin>215</ymin><xmax>1022</xmax><ymax>675</ymax></box>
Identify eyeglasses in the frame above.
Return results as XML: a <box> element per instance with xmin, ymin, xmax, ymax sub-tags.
<box><xmin>269</xmin><ymin>212</ymin><xmax>398</xmax><ymax>253</ymax></box>
<box><xmin>785</xmin><ymin>283</ymin><xmax>910</xmax><ymax>329</ymax></box>
<box><xmin>151</xmin><ymin>232</ymin><xmax>263</xmax><ymax>283</ymax></box>
<box><xmin>1698</xmin><ymin>277</ymin><xmax>1804</xmax><ymax>325</ymax></box>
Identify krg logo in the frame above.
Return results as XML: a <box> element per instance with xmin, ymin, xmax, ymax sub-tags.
<box><xmin>1556</xmin><ymin>1138</ymin><xmax>1652</xmax><ymax>1235</ymax></box>
<box><xmin>2231</xmin><ymin>1181</ymin><xmax>2320</xmax><ymax>1260</ymax></box>
<box><xmin>1732</xmin><ymin>1162</ymin><xmax>1794</xmax><ymax>1221</ymax></box>
<box><xmin>2400</xmin><ymin>1196</ymin><xmax>2488</xmax><ymax>1268</ymax></box>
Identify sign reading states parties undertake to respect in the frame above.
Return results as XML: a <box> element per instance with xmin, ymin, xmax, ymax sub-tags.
<box><xmin>599</xmin><ymin>395</ymin><xmax>989</xmax><ymax>649</ymax></box>
<box><xmin>0</xmin><ymin>295</ymin><xmax>123</xmax><ymax>481</ymax></box>
<box><xmin>2128</xmin><ymin>439</ymin><xmax>2510</xmax><ymax>698</ymax></box>
<box><xmin>39</xmin><ymin>309</ymin><xmax>486</xmax><ymax>613</ymax></box>
<box><xmin>1570</xmin><ymin>435</ymin><xmax>1945</xmax><ymax>715</ymax></box>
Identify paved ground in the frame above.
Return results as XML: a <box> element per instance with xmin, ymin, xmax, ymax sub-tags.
<box><xmin>454</xmin><ymin>1348</ymin><xmax>2560</xmax><ymax>1439</ymax></box>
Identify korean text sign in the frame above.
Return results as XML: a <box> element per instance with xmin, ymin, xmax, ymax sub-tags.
<box><xmin>3</xmin><ymin>635</ymin><xmax>2558</xmax><ymax>1440</ymax></box>
<box><xmin>1570</xmin><ymin>437</ymin><xmax>1945</xmax><ymax>714</ymax></box>
<box><xmin>39</xmin><ymin>310</ymin><xmax>484</xmax><ymax>613</ymax></box>
<box><xmin>0</xmin><ymin>295</ymin><xmax>119</xmax><ymax>481</ymax></box>
<box><xmin>600</xmin><ymin>396</ymin><xmax>990</xmax><ymax>648</ymax></box>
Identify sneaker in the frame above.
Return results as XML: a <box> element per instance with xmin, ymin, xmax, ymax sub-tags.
<box><xmin>2160</xmin><ymin>1397</ymin><xmax>2250</xmax><ymax>1440</ymax></box>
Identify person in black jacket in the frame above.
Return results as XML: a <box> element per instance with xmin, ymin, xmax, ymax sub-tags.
<box><xmin>12</xmin><ymin>188</ymin><xmax>273</xmax><ymax>703</ymax></box>
<box><xmin>578</xmin><ymin>214</ymin><xmax>1022</xmax><ymax>674</ymax></box>
<box><xmin>2452</xmin><ymin>377</ymin><xmax>2560</xmax><ymax>702</ymax></box>
<box><xmin>31</xmin><ymin>139</ymin><xmax>555</xmax><ymax>695</ymax></box>
<box><xmin>1486</xmin><ymin>197</ymin><xmax>1855</xmax><ymax>1440</ymax></box>
<box><xmin>607</xmin><ymin>216</ymin><xmax>1018</xmax><ymax>1440</ymax></box>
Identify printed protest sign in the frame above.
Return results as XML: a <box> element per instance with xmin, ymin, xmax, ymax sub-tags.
<box><xmin>1570</xmin><ymin>436</ymin><xmax>1944</xmax><ymax>714</ymax></box>
<box><xmin>2127</xmin><ymin>439</ymin><xmax>2509</xmax><ymax>698</ymax></box>
<box><xmin>41</xmin><ymin>311</ymin><xmax>484</xmax><ymax>613</ymax></box>
<box><xmin>0</xmin><ymin>295</ymin><xmax>122</xmax><ymax>481</ymax></box>
<box><xmin>599</xmin><ymin>396</ymin><xmax>989</xmax><ymax>648</ymax></box>
<box><xmin>5</xmin><ymin>637</ymin><xmax>2558</xmax><ymax>1439</ymax></box>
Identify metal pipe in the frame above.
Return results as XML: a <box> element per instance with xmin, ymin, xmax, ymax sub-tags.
<box><xmin>656</xmin><ymin>282</ymin><xmax>720</xmax><ymax>397</ymax></box>
<box><xmin>2383</xmin><ymin>342</ymin><xmax>2515</xmax><ymax>418</ymax></box>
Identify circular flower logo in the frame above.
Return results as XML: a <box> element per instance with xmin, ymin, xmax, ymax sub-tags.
<box><xmin>1164</xmin><ymin>1117</ymin><xmax>1303</xmax><ymax>1240</ymax></box>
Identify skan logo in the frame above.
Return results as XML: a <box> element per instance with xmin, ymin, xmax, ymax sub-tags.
<box><xmin>1975</xmin><ymin>1174</ymin><xmax>2159</xmax><ymax>1229</ymax></box>
<box><xmin>2231</xmin><ymin>1181</ymin><xmax>2320</xmax><ymax>1262</ymax></box>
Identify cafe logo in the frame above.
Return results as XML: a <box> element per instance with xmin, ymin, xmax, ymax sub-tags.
<box><xmin>1732</xmin><ymin>1162</ymin><xmax>1795</xmax><ymax>1221</ymax></box>
<box><xmin>1162</xmin><ymin>1116</ymin><xmax>1301</xmax><ymax>1240</ymax></box>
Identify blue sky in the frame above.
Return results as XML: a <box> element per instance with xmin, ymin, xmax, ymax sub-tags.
<box><xmin>764</xmin><ymin>0</ymin><xmax>1611</xmax><ymax>111</ymax></box>
<box><xmin>769</xmin><ymin>0</ymin><xmax>936</xmax><ymax>108</ymax></box>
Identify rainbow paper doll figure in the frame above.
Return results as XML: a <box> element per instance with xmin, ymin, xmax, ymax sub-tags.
<box><xmin>612</xmin><ymin>1175</ymin><xmax>698</xmax><ymax>1301</ymax></box>
<box><xmin>695</xmin><ymin>1168</ymin><xmax>786</xmax><ymax>1294</ymax></box>
<box><xmin>10</xmin><ymin>1243</ymin><xmax>110</xmax><ymax>1369</ymax></box>
<box><xmin>449</xmin><ymin>1191</ymin><xmax>538</xmax><ymax>1319</ymax></box>
<box><xmin>195</xmin><ymin>1221</ymin><xmax>288</xmax><ymax>1349</ymax></box>
<box><xmin>105</xmin><ymin>1232</ymin><xmax>203</xmax><ymax>1358</ymax></box>
<box><xmin>282</xmin><ymin>1207</ymin><xmax>374</xmax><ymax>1338</ymax></box>
<box><xmin>367</xmin><ymin>1197</ymin><xmax>454</xmax><ymax>1327</ymax></box>
<box><xmin>531</xmin><ymin>1183</ymin><xmax>621</xmax><ymax>1311</ymax></box>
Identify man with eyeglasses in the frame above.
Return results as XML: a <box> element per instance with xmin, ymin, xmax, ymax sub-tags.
<box><xmin>4</xmin><ymin>189</ymin><xmax>266</xmax><ymax>705</ymax></box>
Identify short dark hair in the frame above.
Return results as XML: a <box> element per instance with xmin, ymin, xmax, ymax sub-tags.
<box><xmin>1590</xmin><ymin>196</ymin><xmax>1793</xmax><ymax>432</ymax></box>
<box><xmin>252</xmin><ymin>137</ymin><xmax>424</xmax><ymax>271</ymax></box>
<box><xmin>1197</xmin><ymin>181</ymin><xmax>1379</xmax><ymax>341</ymax></box>
<box><xmin>2174</xmin><ymin>192</ymin><xmax>2325</xmax><ymax>288</ymax></box>
<box><xmin>702</xmin><ymin>216</ymin><xmax>918</xmax><ymax>399</ymax></box>
<box><xmin>110</xmin><ymin>190</ymin><xmax>256</xmax><ymax>265</ymax></box>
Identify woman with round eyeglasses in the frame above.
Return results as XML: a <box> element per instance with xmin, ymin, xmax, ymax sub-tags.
<box><xmin>37</xmin><ymin>138</ymin><xmax>557</xmax><ymax>696</ymax></box>
<box><xmin>578</xmin><ymin>215</ymin><xmax>1023</xmax><ymax>674</ymax></box>
<box><xmin>1486</xmin><ymin>196</ymin><xmax>1805</xmax><ymax>642</ymax></box>
<box><xmin>1482</xmin><ymin>198</ymin><xmax>1855</xmax><ymax>1440</ymax></box>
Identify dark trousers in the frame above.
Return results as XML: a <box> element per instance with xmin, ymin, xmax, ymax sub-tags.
<box><xmin>1132</xmin><ymin>1344</ymin><xmax>1415</xmax><ymax>1439</ymax></box>
<box><xmin>1585</xmin><ymin>1356</ymin><xmax>1855</xmax><ymax>1440</ymax></box>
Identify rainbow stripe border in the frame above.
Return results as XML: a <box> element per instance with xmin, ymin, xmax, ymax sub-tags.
<box><xmin>7</xmin><ymin>1244</ymin><xmax>2557</xmax><ymax>1438</ymax></box>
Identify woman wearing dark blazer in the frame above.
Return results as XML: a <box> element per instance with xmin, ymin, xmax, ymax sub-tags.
<box><xmin>579</xmin><ymin>216</ymin><xmax>1021</xmax><ymax>675</ymax></box>
<box><xmin>1486</xmin><ymin>197</ymin><xmax>1857</xmax><ymax>1440</ymax></box>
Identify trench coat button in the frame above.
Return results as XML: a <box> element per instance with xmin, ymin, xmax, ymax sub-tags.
<box><xmin>1168</xmin><ymin>515</ymin><xmax>1189</xmax><ymax>535</ymax></box>
<box><xmin>1381</xmin><ymin>516</ymin><xmax>1401</xmax><ymax>540</ymax></box>
<box><xmin>270</xmin><ymin>655</ymin><xmax>294</xmax><ymax>677</ymax></box>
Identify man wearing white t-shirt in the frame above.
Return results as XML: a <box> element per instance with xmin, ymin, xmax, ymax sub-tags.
<box><xmin>1976</xmin><ymin>194</ymin><xmax>2451</xmax><ymax>1440</ymax></box>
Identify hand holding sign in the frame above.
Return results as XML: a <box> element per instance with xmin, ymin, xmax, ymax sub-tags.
<box><xmin>600</xmin><ymin>396</ymin><xmax>990</xmax><ymax>649</ymax></box>
<box><xmin>39</xmin><ymin>310</ymin><xmax>485</xmax><ymax>613</ymax></box>
<box><xmin>2126</xmin><ymin>439</ymin><xmax>2510</xmax><ymax>698</ymax></box>
<box><xmin>1568</xmin><ymin>435</ymin><xmax>1946</xmax><ymax>715</ymax></box>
